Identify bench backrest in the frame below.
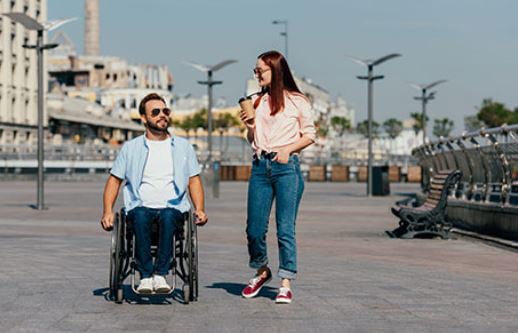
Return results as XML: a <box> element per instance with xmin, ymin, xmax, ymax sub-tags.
<box><xmin>424</xmin><ymin>169</ymin><xmax>462</xmax><ymax>212</ymax></box>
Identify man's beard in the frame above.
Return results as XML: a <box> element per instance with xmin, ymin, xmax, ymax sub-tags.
<box><xmin>146</xmin><ymin>118</ymin><xmax>169</xmax><ymax>134</ymax></box>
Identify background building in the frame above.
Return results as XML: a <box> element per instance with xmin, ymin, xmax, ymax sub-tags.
<box><xmin>0</xmin><ymin>0</ymin><xmax>47</xmax><ymax>145</ymax></box>
<box><xmin>42</xmin><ymin>0</ymin><xmax>175</xmax><ymax>144</ymax></box>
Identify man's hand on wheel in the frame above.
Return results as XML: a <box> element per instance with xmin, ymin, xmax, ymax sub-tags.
<box><xmin>101</xmin><ymin>212</ymin><xmax>114</xmax><ymax>231</ymax></box>
<box><xmin>194</xmin><ymin>210</ymin><xmax>208</xmax><ymax>226</ymax></box>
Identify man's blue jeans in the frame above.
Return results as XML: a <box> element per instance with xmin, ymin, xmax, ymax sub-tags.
<box><xmin>127</xmin><ymin>206</ymin><xmax>183</xmax><ymax>278</ymax></box>
<box><xmin>246</xmin><ymin>155</ymin><xmax>304</xmax><ymax>280</ymax></box>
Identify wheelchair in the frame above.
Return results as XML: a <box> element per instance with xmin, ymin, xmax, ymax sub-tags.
<box><xmin>109</xmin><ymin>208</ymin><xmax>198</xmax><ymax>304</ymax></box>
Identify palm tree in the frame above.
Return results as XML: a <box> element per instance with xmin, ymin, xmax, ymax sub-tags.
<box><xmin>383</xmin><ymin>118</ymin><xmax>403</xmax><ymax>157</ymax></box>
<box><xmin>330</xmin><ymin>116</ymin><xmax>351</xmax><ymax>157</ymax></box>
<box><xmin>357</xmin><ymin>120</ymin><xmax>380</xmax><ymax>138</ymax></box>
<box><xmin>383</xmin><ymin>118</ymin><xmax>403</xmax><ymax>139</ymax></box>
<box><xmin>410</xmin><ymin>112</ymin><xmax>429</xmax><ymax>136</ymax></box>
<box><xmin>433</xmin><ymin>118</ymin><xmax>454</xmax><ymax>138</ymax></box>
<box><xmin>330</xmin><ymin>116</ymin><xmax>351</xmax><ymax>136</ymax></box>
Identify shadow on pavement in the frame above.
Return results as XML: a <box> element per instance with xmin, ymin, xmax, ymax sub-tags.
<box><xmin>206</xmin><ymin>282</ymin><xmax>277</xmax><ymax>300</ymax></box>
<box><xmin>92</xmin><ymin>285</ymin><xmax>185</xmax><ymax>305</ymax></box>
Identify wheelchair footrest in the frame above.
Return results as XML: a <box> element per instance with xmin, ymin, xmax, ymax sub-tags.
<box><xmin>133</xmin><ymin>289</ymin><xmax>175</xmax><ymax>296</ymax></box>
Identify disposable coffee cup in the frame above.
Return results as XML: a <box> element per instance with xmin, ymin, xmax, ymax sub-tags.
<box><xmin>239</xmin><ymin>97</ymin><xmax>255</xmax><ymax>122</ymax></box>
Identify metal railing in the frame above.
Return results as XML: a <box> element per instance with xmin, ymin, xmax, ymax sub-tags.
<box><xmin>0</xmin><ymin>144</ymin><xmax>119</xmax><ymax>161</ymax></box>
<box><xmin>413</xmin><ymin>124</ymin><xmax>518</xmax><ymax>206</ymax></box>
<box><xmin>1</xmin><ymin>142</ymin><xmax>416</xmax><ymax>167</ymax></box>
<box><xmin>0</xmin><ymin>143</ymin><xmax>252</xmax><ymax>165</ymax></box>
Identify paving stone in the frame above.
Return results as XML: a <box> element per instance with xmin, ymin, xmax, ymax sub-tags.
<box><xmin>1</xmin><ymin>181</ymin><xmax>518</xmax><ymax>332</ymax></box>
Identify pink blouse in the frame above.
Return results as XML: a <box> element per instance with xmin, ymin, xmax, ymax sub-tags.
<box><xmin>252</xmin><ymin>93</ymin><xmax>316</xmax><ymax>155</ymax></box>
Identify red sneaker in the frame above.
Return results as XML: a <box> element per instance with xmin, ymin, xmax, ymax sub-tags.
<box><xmin>241</xmin><ymin>269</ymin><xmax>272</xmax><ymax>299</ymax></box>
<box><xmin>275</xmin><ymin>287</ymin><xmax>293</xmax><ymax>304</ymax></box>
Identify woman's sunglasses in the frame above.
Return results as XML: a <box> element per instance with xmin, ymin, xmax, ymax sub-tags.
<box><xmin>253</xmin><ymin>67</ymin><xmax>270</xmax><ymax>75</ymax></box>
<box><xmin>150</xmin><ymin>108</ymin><xmax>171</xmax><ymax>117</ymax></box>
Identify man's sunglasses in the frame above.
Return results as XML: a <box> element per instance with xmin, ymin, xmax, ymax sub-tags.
<box><xmin>150</xmin><ymin>108</ymin><xmax>171</xmax><ymax>117</ymax></box>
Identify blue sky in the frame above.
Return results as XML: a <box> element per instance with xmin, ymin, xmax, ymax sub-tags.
<box><xmin>48</xmin><ymin>0</ymin><xmax>518</xmax><ymax>135</ymax></box>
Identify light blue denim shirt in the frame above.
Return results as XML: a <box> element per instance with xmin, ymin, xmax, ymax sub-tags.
<box><xmin>110</xmin><ymin>135</ymin><xmax>201</xmax><ymax>213</ymax></box>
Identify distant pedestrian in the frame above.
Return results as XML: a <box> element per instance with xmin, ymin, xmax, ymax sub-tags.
<box><xmin>238</xmin><ymin>50</ymin><xmax>316</xmax><ymax>304</ymax></box>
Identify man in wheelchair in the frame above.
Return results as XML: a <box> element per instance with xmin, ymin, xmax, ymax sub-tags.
<box><xmin>100</xmin><ymin>92</ymin><xmax>208</xmax><ymax>294</ymax></box>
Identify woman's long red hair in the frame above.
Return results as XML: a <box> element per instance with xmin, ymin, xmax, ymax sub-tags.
<box><xmin>254</xmin><ymin>50</ymin><xmax>305</xmax><ymax>115</ymax></box>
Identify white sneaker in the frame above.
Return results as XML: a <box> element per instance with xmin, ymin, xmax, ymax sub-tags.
<box><xmin>137</xmin><ymin>277</ymin><xmax>153</xmax><ymax>294</ymax></box>
<box><xmin>153</xmin><ymin>275</ymin><xmax>171</xmax><ymax>293</ymax></box>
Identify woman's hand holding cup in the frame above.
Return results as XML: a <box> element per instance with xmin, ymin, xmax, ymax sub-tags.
<box><xmin>239</xmin><ymin>97</ymin><xmax>255</xmax><ymax>128</ymax></box>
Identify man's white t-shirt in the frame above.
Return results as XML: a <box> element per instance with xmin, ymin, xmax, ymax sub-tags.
<box><xmin>139</xmin><ymin>138</ymin><xmax>174</xmax><ymax>208</ymax></box>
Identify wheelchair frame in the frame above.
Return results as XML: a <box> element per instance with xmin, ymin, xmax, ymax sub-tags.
<box><xmin>109</xmin><ymin>208</ymin><xmax>198</xmax><ymax>304</ymax></box>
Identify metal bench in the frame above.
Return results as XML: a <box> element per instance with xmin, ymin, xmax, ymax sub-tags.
<box><xmin>387</xmin><ymin>169</ymin><xmax>462</xmax><ymax>239</ymax></box>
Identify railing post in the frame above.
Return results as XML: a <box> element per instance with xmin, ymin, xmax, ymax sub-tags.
<box><xmin>456</xmin><ymin>137</ymin><xmax>473</xmax><ymax>201</ymax></box>
<box><xmin>445</xmin><ymin>139</ymin><xmax>461</xmax><ymax>198</ymax></box>
<box><xmin>490</xmin><ymin>127</ymin><xmax>513</xmax><ymax>206</ymax></box>
<box><xmin>437</xmin><ymin>138</ymin><xmax>453</xmax><ymax>171</ymax></box>
<box><xmin>468</xmin><ymin>136</ymin><xmax>488</xmax><ymax>202</ymax></box>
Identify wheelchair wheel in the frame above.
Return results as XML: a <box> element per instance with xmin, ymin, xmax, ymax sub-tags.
<box><xmin>186</xmin><ymin>214</ymin><xmax>198</xmax><ymax>302</ymax></box>
<box><xmin>109</xmin><ymin>212</ymin><xmax>124</xmax><ymax>303</ymax></box>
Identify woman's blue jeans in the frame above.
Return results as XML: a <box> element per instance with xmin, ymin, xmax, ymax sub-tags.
<box><xmin>127</xmin><ymin>206</ymin><xmax>183</xmax><ymax>278</ymax></box>
<box><xmin>246</xmin><ymin>155</ymin><xmax>304</xmax><ymax>280</ymax></box>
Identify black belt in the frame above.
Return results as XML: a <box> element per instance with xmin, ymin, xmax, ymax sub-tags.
<box><xmin>253</xmin><ymin>151</ymin><xmax>277</xmax><ymax>160</ymax></box>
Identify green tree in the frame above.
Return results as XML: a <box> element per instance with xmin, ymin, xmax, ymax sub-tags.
<box><xmin>513</xmin><ymin>107</ymin><xmax>518</xmax><ymax>124</ymax></box>
<box><xmin>173</xmin><ymin>116</ymin><xmax>195</xmax><ymax>138</ymax></box>
<box><xmin>315</xmin><ymin>114</ymin><xmax>329</xmax><ymax>138</ymax></box>
<box><xmin>410</xmin><ymin>112</ymin><xmax>429</xmax><ymax>135</ymax></box>
<box><xmin>357</xmin><ymin>120</ymin><xmax>380</xmax><ymax>138</ymax></box>
<box><xmin>330</xmin><ymin>116</ymin><xmax>351</xmax><ymax>136</ymax></box>
<box><xmin>476</xmin><ymin>98</ymin><xmax>514</xmax><ymax>127</ymax></box>
<box><xmin>192</xmin><ymin>108</ymin><xmax>208</xmax><ymax>130</ymax></box>
<box><xmin>189</xmin><ymin>108</ymin><xmax>208</xmax><ymax>144</ymax></box>
<box><xmin>383</xmin><ymin>118</ymin><xmax>403</xmax><ymax>139</ymax></box>
<box><xmin>433</xmin><ymin>118</ymin><xmax>454</xmax><ymax>138</ymax></box>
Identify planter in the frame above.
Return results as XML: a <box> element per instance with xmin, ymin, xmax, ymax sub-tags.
<box><xmin>235</xmin><ymin>165</ymin><xmax>251</xmax><ymax>181</ymax></box>
<box><xmin>389</xmin><ymin>165</ymin><xmax>401</xmax><ymax>183</ymax></box>
<box><xmin>331</xmin><ymin>165</ymin><xmax>348</xmax><ymax>182</ymax></box>
<box><xmin>308</xmin><ymin>165</ymin><xmax>326</xmax><ymax>182</ymax></box>
<box><xmin>407</xmin><ymin>166</ymin><xmax>422</xmax><ymax>183</ymax></box>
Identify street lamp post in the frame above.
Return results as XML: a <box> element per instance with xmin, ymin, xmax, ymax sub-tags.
<box><xmin>410</xmin><ymin>80</ymin><xmax>447</xmax><ymax>145</ymax></box>
<box><xmin>2</xmin><ymin>13</ymin><xmax>77</xmax><ymax>210</ymax></box>
<box><xmin>185</xmin><ymin>60</ymin><xmax>237</xmax><ymax>198</ymax></box>
<box><xmin>272</xmin><ymin>20</ymin><xmax>288</xmax><ymax>60</ymax></box>
<box><xmin>347</xmin><ymin>53</ymin><xmax>401</xmax><ymax>197</ymax></box>
<box><xmin>184</xmin><ymin>60</ymin><xmax>237</xmax><ymax>162</ymax></box>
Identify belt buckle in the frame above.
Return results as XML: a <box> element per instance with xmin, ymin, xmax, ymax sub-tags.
<box><xmin>255</xmin><ymin>151</ymin><xmax>277</xmax><ymax>160</ymax></box>
<box><xmin>262</xmin><ymin>151</ymin><xmax>277</xmax><ymax>159</ymax></box>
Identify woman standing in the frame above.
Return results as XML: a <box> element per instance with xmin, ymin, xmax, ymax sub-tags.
<box><xmin>239</xmin><ymin>50</ymin><xmax>316</xmax><ymax>304</ymax></box>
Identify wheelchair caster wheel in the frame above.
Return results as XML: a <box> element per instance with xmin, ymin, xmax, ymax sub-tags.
<box><xmin>182</xmin><ymin>285</ymin><xmax>190</xmax><ymax>304</ymax></box>
<box><xmin>115</xmin><ymin>288</ymin><xmax>123</xmax><ymax>304</ymax></box>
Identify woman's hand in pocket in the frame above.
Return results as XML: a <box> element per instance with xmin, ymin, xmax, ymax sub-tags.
<box><xmin>273</xmin><ymin>148</ymin><xmax>290</xmax><ymax>164</ymax></box>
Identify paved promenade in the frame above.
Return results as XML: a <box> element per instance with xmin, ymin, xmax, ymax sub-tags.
<box><xmin>1</xmin><ymin>180</ymin><xmax>518</xmax><ymax>332</ymax></box>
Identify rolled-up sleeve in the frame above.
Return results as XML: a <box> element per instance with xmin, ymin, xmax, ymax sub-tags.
<box><xmin>298</xmin><ymin>100</ymin><xmax>316</xmax><ymax>141</ymax></box>
<box><xmin>110</xmin><ymin>144</ymin><xmax>127</xmax><ymax>180</ymax></box>
<box><xmin>187</xmin><ymin>144</ymin><xmax>202</xmax><ymax>177</ymax></box>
